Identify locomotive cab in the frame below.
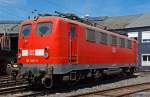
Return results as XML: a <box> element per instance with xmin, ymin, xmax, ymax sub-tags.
<box><xmin>10</xmin><ymin>16</ymin><xmax>76</xmax><ymax>88</ymax></box>
<box><xmin>18</xmin><ymin>17</ymin><xmax>58</xmax><ymax>65</ymax></box>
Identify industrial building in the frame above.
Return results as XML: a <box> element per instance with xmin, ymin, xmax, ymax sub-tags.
<box><xmin>0</xmin><ymin>21</ymin><xmax>20</xmax><ymax>51</ymax></box>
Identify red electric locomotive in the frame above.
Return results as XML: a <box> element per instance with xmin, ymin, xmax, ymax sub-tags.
<box><xmin>9</xmin><ymin>13</ymin><xmax>137</xmax><ymax>88</ymax></box>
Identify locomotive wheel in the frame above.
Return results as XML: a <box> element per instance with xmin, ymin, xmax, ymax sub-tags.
<box><xmin>42</xmin><ymin>76</ymin><xmax>53</xmax><ymax>89</ymax></box>
<box><xmin>30</xmin><ymin>77</ymin><xmax>42</xmax><ymax>89</ymax></box>
<box><xmin>122</xmin><ymin>68</ymin><xmax>135</xmax><ymax>76</ymax></box>
<box><xmin>127</xmin><ymin>68</ymin><xmax>135</xmax><ymax>76</ymax></box>
<box><xmin>30</xmin><ymin>74</ymin><xmax>44</xmax><ymax>89</ymax></box>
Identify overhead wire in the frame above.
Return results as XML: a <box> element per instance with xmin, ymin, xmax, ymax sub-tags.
<box><xmin>0</xmin><ymin>0</ymin><xmax>100</xmax><ymax>20</ymax></box>
<box><xmin>46</xmin><ymin>0</ymin><xmax>99</xmax><ymax>17</ymax></box>
<box><xmin>45</xmin><ymin>0</ymin><xmax>84</xmax><ymax>16</ymax></box>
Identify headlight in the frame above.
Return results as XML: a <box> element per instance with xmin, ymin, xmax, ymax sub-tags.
<box><xmin>44</xmin><ymin>53</ymin><xmax>49</xmax><ymax>59</ymax></box>
<box><xmin>18</xmin><ymin>54</ymin><xmax>22</xmax><ymax>59</ymax></box>
<box><xmin>12</xmin><ymin>64</ymin><xmax>18</xmax><ymax>68</ymax></box>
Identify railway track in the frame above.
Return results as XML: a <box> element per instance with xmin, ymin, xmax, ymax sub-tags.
<box><xmin>13</xmin><ymin>85</ymin><xmax>72</xmax><ymax>97</ymax></box>
<box><xmin>0</xmin><ymin>75</ymin><xmax>27</xmax><ymax>88</ymax></box>
<box><xmin>0</xmin><ymin>75</ymin><xmax>9</xmax><ymax>78</ymax></box>
<box><xmin>15</xmin><ymin>75</ymin><xmax>137</xmax><ymax>97</ymax></box>
<box><xmin>0</xmin><ymin>80</ymin><xmax>28</xmax><ymax>88</ymax></box>
<box><xmin>0</xmin><ymin>73</ymin><xmax>149</xmax><ymax>97</ymax></box>
<box><xmin>0</xmin><ymin>84</ymin><xmax>28</xmax><ymax>95</ymax></box>
<box><xmin>0</xmin><ymin>75</ymin><xmax>11</xmax><ymax>81</ymax></box>
<box><xmin>13</xmin><ymin>91</ymin><xmax>46</xmax><ymax>97</ymax></box>
<box><xmin>69</xmin><ymin>82</ymin><xmax>150</xmax><ymax>97</ymax></box>
<box><xmin>7</xmin><ymin>74</ymin><xmax>137</xmax><ymax>97</ymax></box>
<box><xmin>0</xmin><ymin>75</ymin><xmax>29</xmax><ymax>96</ymax></box>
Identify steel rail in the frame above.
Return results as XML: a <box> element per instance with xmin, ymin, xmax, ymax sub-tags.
<box><xmin>68</xmin><ymin>82</ymin><xmax>150</xmax><ymax>97</ymax></box>
<box><xmin>0</xmin><ymin>84</ymin><xmax>28</xmax><ymax>95</ymax></box>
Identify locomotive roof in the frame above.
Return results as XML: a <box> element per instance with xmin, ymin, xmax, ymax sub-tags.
<box><xmin>60</xmin><ymin>16</ymin><xmax>136</xmax><ymax>41</ymax></box>
<box><xmin>57</xmin><ymin>16</ymin><xmax>136</xmax><ymax>41</ymax></box>
<box><xmin>21</xmin><ymin>16</ymin><xmax>136</xmax><ymax>42</ymax></box>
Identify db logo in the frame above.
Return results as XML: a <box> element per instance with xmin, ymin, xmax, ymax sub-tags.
<box><xmin>29</xmin><ymin>50</ymin><xmax>35</xmax><ymax>56</ymax></box>
<box><xmin>112</xmin><ymin>47</ymin><xmax>116</xmax><ymax>53</ymax></box>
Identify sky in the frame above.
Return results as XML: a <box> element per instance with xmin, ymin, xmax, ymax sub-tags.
<box><xmin>0</xmin><ymin>0</ymin><xmax>150</xmax><ymax>20</ymax></box>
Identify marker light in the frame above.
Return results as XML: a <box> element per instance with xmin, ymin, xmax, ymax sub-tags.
<box><xmin>18</xmin><ymin>54</ymin><xmax>22</xmax><ymax>59</ymax></box>
<box><xmin>44</xmin><ymin>47</ymin><xmax>48</xmax><ymax>51</ymax></box>
<box><xmin>44</xmin><ymin>53</ymin><xmax>49</xmax><ymax>59</ymax></box>
<box><xmin>12</xmin><ymin>64</ymin><xmax>18</xmax><ymax>68</ymax></box>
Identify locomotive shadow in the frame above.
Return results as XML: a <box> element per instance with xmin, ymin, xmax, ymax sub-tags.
<box><xmin>64</xmin><ymin>73</ymin><xmax>137</xmax><ymax>91</ymax></box>
<box><xmin>31</xmin><ymin>73</ymin><xmax>138</xmax><ymax>95</ymax></box>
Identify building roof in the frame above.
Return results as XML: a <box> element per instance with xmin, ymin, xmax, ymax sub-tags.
<box><xmin>126</xmin><ymin>13</ymin><xmax>150</xmax><ymax>28</ymax></box>
<box><xmin>90</xmin><ymin>13</ymin><xmax>150</xmax><ymax>29</ymax></box>
<box><xmin>0</xmin><ymin>20</ymin><xmax>21</xmax><ymax>24</ymax></box>
<box><xmin>0</xmin><ymin>20</ymin><xmax>21</xmax><ymax>34</ymax></box>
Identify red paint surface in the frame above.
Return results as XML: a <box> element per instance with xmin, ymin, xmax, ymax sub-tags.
<box><xmin>18</xmin><ymin>16</ymin><xmax>137</xmax><ymax>66</ymax></box>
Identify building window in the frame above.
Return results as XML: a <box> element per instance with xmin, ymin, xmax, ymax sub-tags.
<box><xmin>142</xmin><ymin>31</ymin><xmax>150</xmax><ymax>43</ymax></box>
<box><xmin>0</xmin><ymin>36</ymin><xmax>10</xmax><ymax>51</ymax></box>
<box><xmin>142</xmin><ymin>39</ymin><xmax>150</xmax><ymax>43</ymax></box>
<box><xmin>128</xmin><ymin>32</ymin><xmax>138</xmax><ymax>38</ymax></box>
<box><xmin>148</xmin><ymin>56</ymin><xmax>150</xmax><ymax>61</ymax></box>
<box><xmin>143</xmin><ymin>55</ymin><xmax>147</xmax><ymax>61</ymax></box>
<box><xmin>142</xmin><ymin>54</ymin><xmax>150</xmax><ymax>66</ymax></box>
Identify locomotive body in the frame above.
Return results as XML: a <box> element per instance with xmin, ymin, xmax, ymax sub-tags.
<box><xmin>11</xmin><ymin>16</ymin><xmax>137</xmax><ymax>88</ymax></box>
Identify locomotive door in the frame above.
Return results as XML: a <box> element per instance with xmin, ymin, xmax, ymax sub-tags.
<box><xmin>69</xmin><ymin>24</ymin><xmax>78</xmax><ymax>64</ymax></box>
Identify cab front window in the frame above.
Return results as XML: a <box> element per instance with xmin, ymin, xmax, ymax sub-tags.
<box><xmin>37</xmin><ymin>22</ymin><xmax>52</xmax><ymax>35</ymax></box>
<box><xmin>21</xmin><ymin>24</ymin><xmax>31</xmax><ymax>36</ymax></box>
